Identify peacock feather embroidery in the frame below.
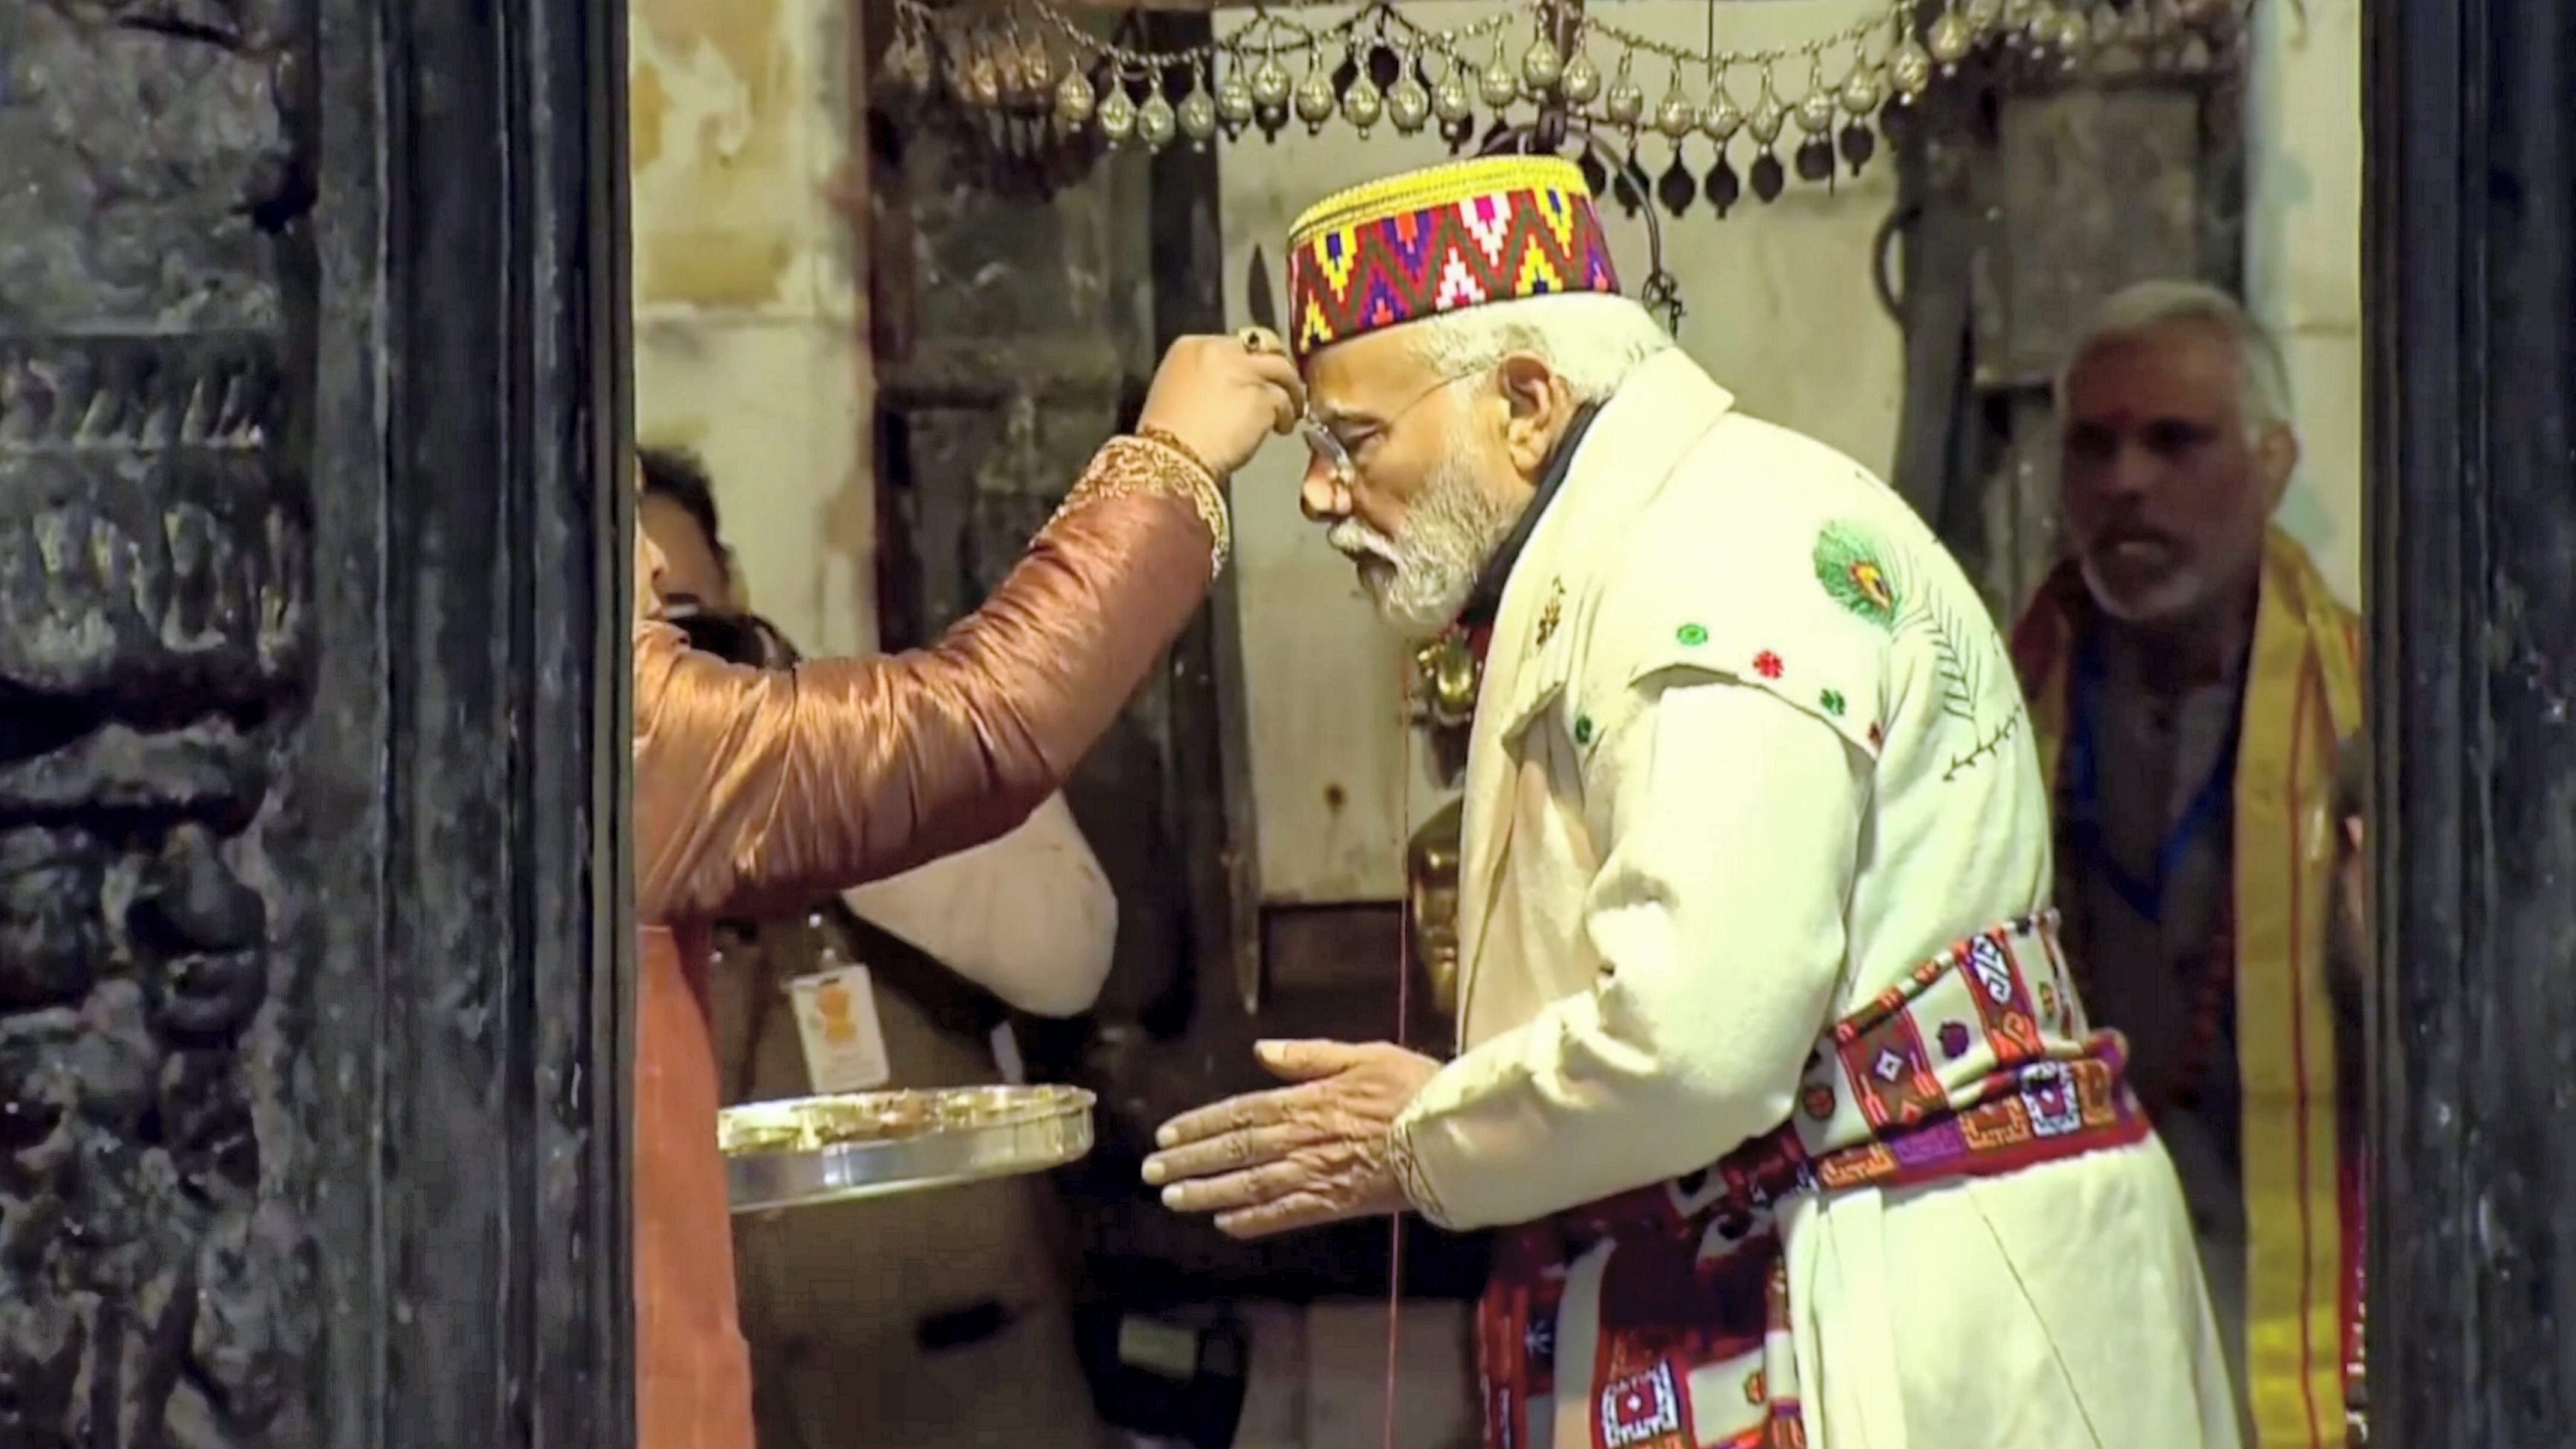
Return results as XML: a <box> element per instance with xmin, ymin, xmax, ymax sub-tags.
<box><xmin>1812</xmin><ymin>520</ymin><xmax>1981</xmax><ymax>723</ymax></box>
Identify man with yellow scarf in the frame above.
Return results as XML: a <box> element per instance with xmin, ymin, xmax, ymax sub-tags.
<box><xmin>2009</xmin><ymin>280</ymin><xmax>2364</xmax><ymax>1448</ymax></box>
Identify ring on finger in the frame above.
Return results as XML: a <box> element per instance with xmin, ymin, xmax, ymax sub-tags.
<box><xmin>1237</xmin><ymin>326</ymin><xmax>1282</xmax><ymax>356</ymax></box>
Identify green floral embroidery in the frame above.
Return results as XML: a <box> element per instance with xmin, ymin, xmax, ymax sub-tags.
<box><xmin>1820</xmin><ymin>688</ymin><xmax>1847</xmax><ymax>717</ymax></box>
<box><xmin>1573</xmin><ymin>714</ymin><xmax>1595</xmax><ymax>746</ymax></box>
<box><xmin>1812</xmin><ymin>519</ymin><xmax>1980</xmax><ymax>723</ymax></box>
<box><xmin>1676</xmin><ymin>622</ymin><xmax>1709</xmax><ymax>647</ymax></box>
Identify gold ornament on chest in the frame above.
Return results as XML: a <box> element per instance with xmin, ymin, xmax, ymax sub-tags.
<box><xmin>1411</xmin><ymin>631</ymin><xmax>1481</xmax><ymax>732</ymax></box>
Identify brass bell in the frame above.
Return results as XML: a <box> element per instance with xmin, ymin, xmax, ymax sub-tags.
<box><xmin>1407</xmin><ymin>798</ymin><xmax>1466</xmax><ymax>1018</ymax></box>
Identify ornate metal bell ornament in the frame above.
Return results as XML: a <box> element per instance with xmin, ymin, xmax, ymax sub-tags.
<box><xmin>1602</xmin><ymin>53</ymin><xmax>1644</xmax><ymax>128</ymax></box>
<box><xmin>1342</xmin><ymin>70</ymin><xmax>1385</xmax><ymax>134</ymax></box>
<box><xmin>1293</xmin><ymin>54</ymin><xmax>1338</xmax><ymax>126</ymax></box>
<box><xmin>1889</xmin><ymin>36</ymin><xmax>1935</xmax><ymax>98</ymax></box>
<box><xmin>1434</xmin><ymin>58</ymin><xmax>1477</xmax><ymax>125</ymax></box>
<box><xmin>1096</xmin><ymin>82</ymin><xmax>1137</xmax><ymax>144</ymax></box>
<box><xmin>1700</xmin><ymin>79</ymin><xmax>1743</xmax><ymax>143</ymax></box>
<box><xmin>1216</xmin><ymin>64</ymin><xmax>1255</xmax><ymax>128</ymax></box>
<box><xmin>1387</xmin><ymin>49</ymin><xmax>1434</xmax><ymax>133</ymax></box>
<box><xmin>1519</xmin><ymin>32</ymin><xmax>1565</xmax><ymax>96</ymax></box>
<box><xmin>1478</xmin><ymin>42</ymin><xmax>1520</xmax><ymax>109</ymax></box>
<box><xmin>1177</xmin><ymin>75</ymin><xmax>1220</xmax><ymax>146</ymax></box>
<box><xmin>1136</xmin><ymin>83</ymin><xmax>1177</xmax><ymax>149</ymax></box>
<box><xmin>1654</xmin><ymin>66</ymin><xmax>1696</xmax><ymax>141</ymax></box>
<box><xmin>1052</xmin><ymin>68</ymin><xmax>1096</xmax><ymax>129</ymax></box>
<box><xmin>1250</xmin><ymin>54</ymin><xmax>1293</xmax><ymax>109</ymax></box>
<box><xmin>1747</xmin><ymin>71</ymin><xmax>1788</xmax><ymax>149</ymax></box>
<box><xmin>1794</xmin><ymin>61</ymin><xmax>1837</xmax><ymax>136</ymax></box>
<box><xmin>1560</xmin><ymin>49</ymin><xmax>1602</xmax><ymax>105</ymax></box>
<box><xmin>1840</xmin><ymin>58</ymin><xmax>1884</xmax><ymax>116</ymax></box>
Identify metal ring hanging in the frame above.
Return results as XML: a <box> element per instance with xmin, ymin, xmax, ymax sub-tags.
<box><xmin>1475</xmin><ymin>120</ymin><xmax>1686</xmax><ymax>339</ymax></box>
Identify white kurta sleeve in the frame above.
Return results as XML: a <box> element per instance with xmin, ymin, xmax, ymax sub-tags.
<box><xmin>1389</xmin><ymin>678</ymin><xmax>1866</xmax><ymax>1231</ymax></box>
<box><xmin>839</xmin><ymin>792</ymin><xmax>1119</xmax><ymax>1018</ymax></box>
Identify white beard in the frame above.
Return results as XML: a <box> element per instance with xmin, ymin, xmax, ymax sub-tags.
<box><xmin>1326</xmin><ymin>426</ymin><xmax>1519</xmax><ymax>640</ymax></box>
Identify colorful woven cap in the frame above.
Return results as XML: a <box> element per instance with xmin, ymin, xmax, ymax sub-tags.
<box><xmin>1285</xmin><ymin>155</ymin><xmax>1620</xmax><ymax>358</ymax></box>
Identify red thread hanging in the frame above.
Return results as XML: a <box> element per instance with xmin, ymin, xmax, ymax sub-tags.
<box><xmin>1383</xmin><ymin>646</ymin><xmax>1420</xmax><ymax>1449</ymax></box>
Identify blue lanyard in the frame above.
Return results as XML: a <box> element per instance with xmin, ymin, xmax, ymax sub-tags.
<box><xmin>2062</xmin><ymin>633</ymin><xmax>2237</xmax><ymax>923</ymax></box>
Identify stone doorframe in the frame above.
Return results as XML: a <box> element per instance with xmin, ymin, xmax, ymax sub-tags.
<box><xmin>0</xmin><ymin>2</ymin><xmax>632</xmax><ymax>1445</ymax></box>
<box><xmin>2368</xmin><ymin>0</ymin><xmax>2576</xmax><ymax>1438</ymax></box>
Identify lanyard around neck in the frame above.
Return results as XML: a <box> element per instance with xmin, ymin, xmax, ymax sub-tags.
<box><xmin>2062</xmin><ymin>631</ymin><xmax>2239</xmax><ymax>924</ymax></box>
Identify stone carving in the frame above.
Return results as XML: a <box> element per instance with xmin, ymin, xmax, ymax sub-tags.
<box><xmin>0</xmin><ymin>2</ymin><xmax>319</xmax><ymax>1444</ymax></box>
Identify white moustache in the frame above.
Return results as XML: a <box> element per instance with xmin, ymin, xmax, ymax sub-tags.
<box><xmin>1326</xmin><ymin>517</ymin><xmax>1401</xmax><ymax>565</ymax></box>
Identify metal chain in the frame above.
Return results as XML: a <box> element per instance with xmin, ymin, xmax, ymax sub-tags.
<box><xmin>1582</xmin><ymin>2</ymin><xmax>1909</xmax><ymax>72</ymax></box>
<box><xmin>897</xmin><ymin>0</ymin><xmax>1912</xmax><ymax>77</ymax></box>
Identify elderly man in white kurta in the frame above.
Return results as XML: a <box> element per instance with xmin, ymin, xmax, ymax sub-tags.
<box><xmin>1144</xmin><ymin>157</ymin><xmax>2236</xmax><ymax>1448</ymax></box>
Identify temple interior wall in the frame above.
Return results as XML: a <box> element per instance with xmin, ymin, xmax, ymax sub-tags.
<box><xmin>631</xmin><ymin>0</ymin><xmax>878</xmax><ymax>660</ymax></box>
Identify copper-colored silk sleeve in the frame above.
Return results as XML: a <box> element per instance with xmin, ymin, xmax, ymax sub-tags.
<box><xmin>633</xmin><ymin>445</ymin><xmax>1218</xmax><ymax>926</ymax></box>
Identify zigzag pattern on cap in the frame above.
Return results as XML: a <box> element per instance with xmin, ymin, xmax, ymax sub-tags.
<box><xmin>1285</xmin><ymin>157</ymin><xmax>1621</xmax><ymax>357</ymax></box>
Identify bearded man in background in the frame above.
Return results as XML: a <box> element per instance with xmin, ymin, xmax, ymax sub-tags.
<box><xmin>1146</xmin><ymin>157</ymin><xmax>2236</xmax><ymax>1448</ymax></box>
<box><xmin>2011</xmin><ymin>280</ymin><xmax>2365</xmax><ymax>1447</ymax></box>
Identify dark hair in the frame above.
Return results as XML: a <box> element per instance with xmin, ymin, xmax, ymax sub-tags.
<box><xmin>637</xmin><ymin>446</ymin><xmax>724</xmax><ymax>558</ymax></box>
<box><xmin>670</xmin><ymin>610</ymin><xmax>802</xmax><ymax>669</ymax></box>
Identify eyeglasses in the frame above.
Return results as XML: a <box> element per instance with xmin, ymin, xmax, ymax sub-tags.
<box><xmin>1301</xmin><ymin>376</ymin><xmax>1463</xmax><ymax>488</ymax></box>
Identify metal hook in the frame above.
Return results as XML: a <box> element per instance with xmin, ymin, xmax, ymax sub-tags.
<box><xmin>1477</xmin><ymin>121</ymin><xmax>1686</xmax><ymax>339</ymax></box>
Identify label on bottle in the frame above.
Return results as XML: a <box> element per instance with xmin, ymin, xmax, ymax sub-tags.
<box><xmin>790</xmin><ymin>964</ymin><xmax>891</xmax><ymax>1093</ymax></box>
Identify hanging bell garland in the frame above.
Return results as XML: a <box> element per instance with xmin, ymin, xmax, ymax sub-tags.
<box><xmin>894</xmin><ymin>0</ymin><xmax>2249</xmax><ymax>214</ymax></box>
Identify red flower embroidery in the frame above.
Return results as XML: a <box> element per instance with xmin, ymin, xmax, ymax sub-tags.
<box><xmin>1867</xmin><ymin>722</ymin><xmax>1885</xmax><ymax>746</ymax></box>
<box><xmin>1752</xmin><ymin>650</ymin><xmax>1785</xmax><ymax>680</ymax></box>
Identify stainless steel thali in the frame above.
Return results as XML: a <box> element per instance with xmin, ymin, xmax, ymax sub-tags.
<box><xmin>720</xmin><ymin>1085</ymin><xmax>1096</xmax><ymax>1215</ymax></box>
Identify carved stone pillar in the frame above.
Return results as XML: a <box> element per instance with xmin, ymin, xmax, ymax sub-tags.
<box><xmin>0</xmin><ymin>2</ymin><xmax>629</xmax><ymax>1445</ymax></box>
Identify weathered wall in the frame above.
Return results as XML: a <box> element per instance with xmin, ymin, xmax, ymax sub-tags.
<box><xmin>630</xmin><ymin>0</ymin><xmax>876</xmax><ymax>657</ymax></box>
<box><xmin>2246</xmin><ymin>0</ymin><xmax>2363</xmax><ymax>608</ymax></box>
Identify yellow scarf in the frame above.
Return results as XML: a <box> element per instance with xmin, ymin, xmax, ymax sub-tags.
<box><xmin>2010</xmin><ymin>529</ymin><xmax>2363</xmax><ymax>1448</ymax></box>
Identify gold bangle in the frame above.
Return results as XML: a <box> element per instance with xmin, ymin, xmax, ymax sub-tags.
<box><xmin>1135</xmin><ymin>425</ymin><xmax>1217</xmax><ymax>480</ymax></box>
<box><xmin>1042</xmin><ymin>434</ymin><xmax>1231</xmax><ymax>578</ymax></box>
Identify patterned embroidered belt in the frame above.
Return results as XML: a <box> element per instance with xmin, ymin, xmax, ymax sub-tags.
<box><xmin>1477</xmin><ymin>913</ymin><xmax>2152</xmax><ymax>1449</ymax></box>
